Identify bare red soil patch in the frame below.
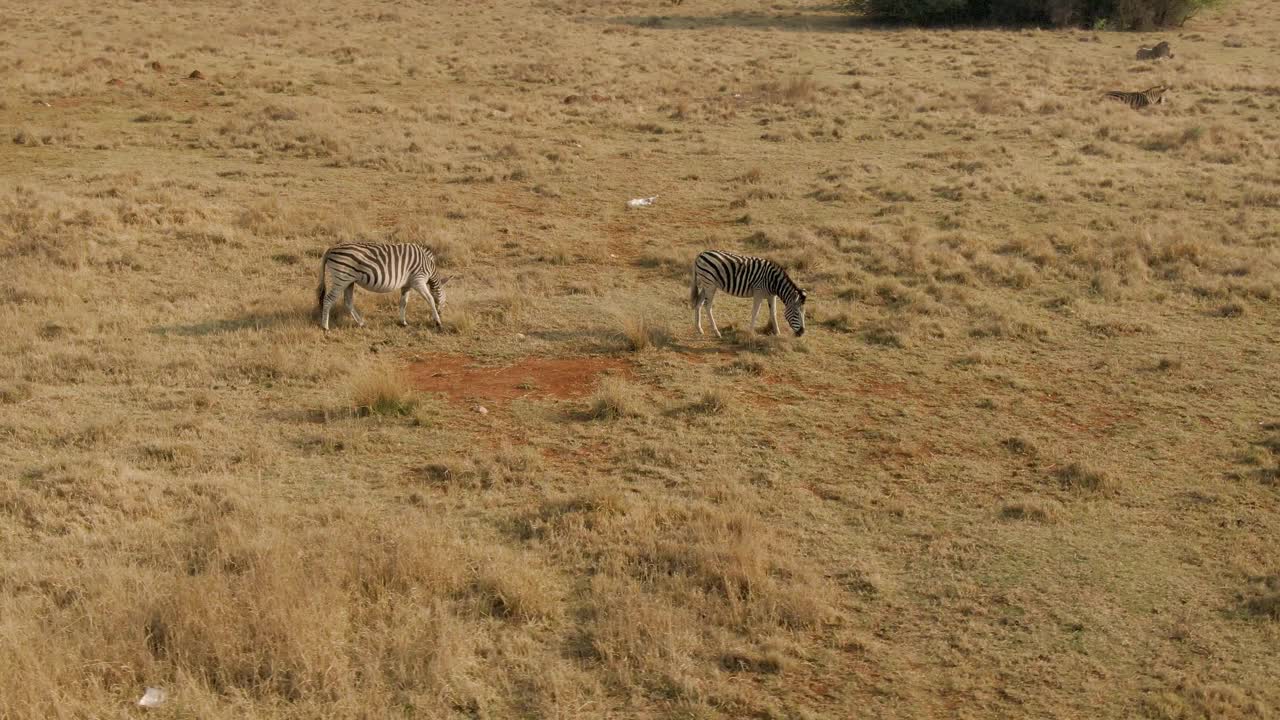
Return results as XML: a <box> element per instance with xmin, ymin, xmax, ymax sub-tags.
<box><xmin>407</xmin><ymin>354</ymin><xmax>631</xmax><ymax>403</ymax></box>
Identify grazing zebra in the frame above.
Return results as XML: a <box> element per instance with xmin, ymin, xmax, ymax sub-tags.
<box><xmin>315</xmin><ymin>243</ymin><xmax>450</xmax><ymax>331</ymax></box>
<box><xmin>1135</xmin><ymin>41</ymin><xmax>1173</xmax><ymax>60</ymax></box>
<box><xmin>1104</xmin><ymin>85</ymin><xmax>1168</xmax><ymax>109</ymax></box>
<box><xmin>690</xmin><ymin>250</ymin><xmax>807</xmax><ymax>338</ymax></box>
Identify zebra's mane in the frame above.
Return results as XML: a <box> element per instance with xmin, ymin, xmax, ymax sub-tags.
<box><xmin>770</xmin><ymin>263</ymin><xmax>805</xmax><ymax>303</ymax></box>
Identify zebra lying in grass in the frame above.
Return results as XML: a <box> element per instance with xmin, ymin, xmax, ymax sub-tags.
<box><xmin>1135</xmin><ymin>41</ymin><xmax>1172</xmax><ymax>60</ymax></box>
<box><xmin>1104</xmin><ymin>85</ymin><xmax>1168</xmax><ymax>109</ymax></box>
<box><xmin>316</xmin><ymin>243</ymin><xmax>450</xmax><ymax>331</ymax></box>
<box><xmin>691</xmin><ymin>250</ymin><xmax>807</xmax><ymax>338</ymax></box>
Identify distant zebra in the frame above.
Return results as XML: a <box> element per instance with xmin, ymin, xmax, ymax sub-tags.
<box><xmin>1104</xmin><ymin>85</ymin><xmax>1168</xmax><ymax>109</ymax></box>
<box><xmin>691</xmin><ymin>250</ymin><xmax>807</xmax><ymax>338</ymax></box>
<box><xmin>316</xmin><ymin>243</ymin><xmax>450</xmax><ymax>331</ymax></box>
<box><xmin>1135</xmin><ymin>41</ymin><xmax>1172</xmax><ymax>60</ymax></box>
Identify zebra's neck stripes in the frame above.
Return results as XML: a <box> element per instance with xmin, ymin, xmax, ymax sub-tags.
<box><xmin>768</xmin><ymin>270</ymin><xmax>804</xmax><ymax>306</ymax></box>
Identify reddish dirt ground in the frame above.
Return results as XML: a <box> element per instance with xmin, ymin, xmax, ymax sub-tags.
<box><xmin>406</xmin><ymin>354</ymin><xmax>632</xmax><ymax>403</ymax></box>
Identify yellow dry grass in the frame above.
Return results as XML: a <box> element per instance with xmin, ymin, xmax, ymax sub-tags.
<box><xmin>2</xmin><ymin>0</ymin><xmax>1279</xmax><ymax>717</ymax></box>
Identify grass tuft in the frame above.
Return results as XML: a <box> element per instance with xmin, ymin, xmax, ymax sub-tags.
<box><xmin>1001</xmin><ymin>436</ymin><xmax>1037</xmax><ymax>456</ymax></box>
<box><xmin>615</xmin><ymin>311</ymin><xmax>671</xmax><ymax>352</ymax></box>
<box><xmin>861</xmin><ymin>319</ymin><xmax>906</xmax><ymax>348</ymax></box>
<box><xmin>1000</xmin><ymin>498</ymin><xmax>1059</xmax><ymax>523</ymax></box>
<box><xmin>446</xmin><ymin>308</ymin><xmax>477</xmax><ymax>335</ymax></box>
<box><xmin>682</xmin><ymin>387</ymin><xmax>729</xmax><ymax>415</ymax></box>
<box><xmin>1054</xmin><ymin>462</ymin><xmax>1109</xmax><ymax>493</ymax></box>
<box><xmin>472</xmin><ymin>550</ymin><xmax>560</xmax><ymax>623</ymax></box>
<box><xmin>349</xmin><ymin>365</ymin><xmax>417</xmax><ymax>417</ymax></box>
<box><xmin>586</xmin><ymin>377</ymin><xmax>647</xmax><ymax>420</ymax></box>
<box><xmin>1240</xmin><ymin>574</ymin><xmax>1280</xmax><ymax>620</ymax></box>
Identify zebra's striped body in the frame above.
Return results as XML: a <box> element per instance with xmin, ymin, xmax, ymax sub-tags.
<box><xmin>1105</xmin><ymin>85</ymin><xmax>1168</xmax><ymax>109</ymax></box>
<box><xmin>316</xmin><ymin>243</ymin><xmax>450</xmax><ymax>331</ymax></box>
<box><xmin>690</xmin><ymin>250</ymin><xmax>807</xmax><ymax>338</ymax></box>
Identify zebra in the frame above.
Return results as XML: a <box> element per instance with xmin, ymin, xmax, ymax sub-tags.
<box><xmin>315</xmin><ymin>243</ymin><xmax>450</xmax><ymax>331</ymax></box>
<box><xmin>1135</xmin><ymin>41</ymin><xmax>1172</xmax><ymax>61</ymax></box>
<box><xmin>690</xmin><ymin>250</ymin><xmax>807</xmax><ymax>338</ymax></box>
<box><xmin>1104</xmin><ymin>85</ymin><xmax>1168</xmax><ymax>109</ymax></box>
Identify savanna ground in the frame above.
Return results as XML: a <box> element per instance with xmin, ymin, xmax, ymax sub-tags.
<box><xmin>2</xmin><ymin>0</ymin><xmax>1279</xmax><ymax>717</ymax></box>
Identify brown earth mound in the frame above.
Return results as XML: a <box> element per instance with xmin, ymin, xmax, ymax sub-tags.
<box><xmin>407</xmin><ymin>354</ymin><xmax>631</xmax><ymax>403</ymax></box>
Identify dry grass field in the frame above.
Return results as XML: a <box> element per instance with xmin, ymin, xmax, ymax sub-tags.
<box><xmin>2</xmin><ymin>0</ymin><xmax>1279</xmax><ymax>717</ymax></box>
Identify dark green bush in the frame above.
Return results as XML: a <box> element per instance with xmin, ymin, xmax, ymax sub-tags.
<box><xmin>842</xmin><ymin>0</ymin><xmax>977</xmax><ymax>24</ymax></box>
<box><xmin>842</xmin><ymin>0</ymin><xmax>1224</xmax><ymax>28</ymax></box>
<box><xmin>1109</xmin><ymin>0</ymin><xmax>1219</xmax><ymax>28</ymax></box>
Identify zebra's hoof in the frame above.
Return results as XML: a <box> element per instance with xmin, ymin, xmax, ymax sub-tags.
<box><xmin>398</xmin><ymin>321</ymin><xmax>408</xmax><ymax>327</ymax></box>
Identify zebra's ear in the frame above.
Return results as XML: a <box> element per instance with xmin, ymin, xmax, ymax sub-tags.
<box><xmin>799</xmin><ymin>290</ymin><xmax>809</xmax><ymax>303</ymax></box>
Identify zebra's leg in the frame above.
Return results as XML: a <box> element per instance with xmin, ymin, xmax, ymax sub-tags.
<box><xmin>749</xmin><ymin>294</ymin><xmax>764</xmax><ymax>334</ymax></box>
<box><xmin>398</xmin><ymin>288</ymin><xmax>410</xmax><ymax>327</ymax></box>
<box><xmin>320</xmin><ymin>282</ymin><xmax>347</xmax><ymax>331</ymax></box>
<box><xmin>767</xmin><ymin>295</ymin><xmax>780</xmax><ymax>335</ymax></box>
<box><xmin>344</xmin><ymin>285</ymin><xmax>365</xmax><ymax>328</ymax></box>
<box><xmin>693</xmin><ymin>288</ymin><xmax>705</xmax><ymax>335</ymax></box>
<box><xmin>705</xmin><ymin>289</ymin><xmax>722</xmax><ymax>338</ymax></box>
<box><xmin>412</xmin><ymin>280</ymin><xmax>442</xmax><ymax>329</ymax></box>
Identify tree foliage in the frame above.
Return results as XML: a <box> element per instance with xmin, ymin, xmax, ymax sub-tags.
<box><xmin>842</xmin><ymin>0</ymin><xmax>1225</xmax><ymax>28</ymax></box>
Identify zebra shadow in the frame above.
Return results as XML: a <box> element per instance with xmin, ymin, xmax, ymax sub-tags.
<box><xmin>667</xmin><ymin>326</ymin><xmax>795</xmax><ymax>356</ymax></box>
<box><xmin>660</xmin><ymin>339</ymin><xmax>743</xmax><ymax>357</ymax></box>
<box><xmin>149</xmin><ymin>307</ymin><xmax>316</xmax><ymax>337</ymax></box>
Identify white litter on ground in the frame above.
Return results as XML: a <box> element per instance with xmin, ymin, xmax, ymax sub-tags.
<box><xmin>138</xmin><ymin>687</ymin><xmax>167</xmax><ymax>708</ymax></box>
<box><xmin>626</xmin><ymin>196</ymin><xmax>657</xmax><ymax>208</ymax></box>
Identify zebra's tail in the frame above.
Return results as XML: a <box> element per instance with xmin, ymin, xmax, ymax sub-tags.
<box><xmin>315</xmin><ymin>249</ymin><xmax>330</xmax><ymax>314</ymax></box>
<box><xmin>689</xmin><ymin>265</ymin><xmax>700</xmax><ymax>308</ymax></box>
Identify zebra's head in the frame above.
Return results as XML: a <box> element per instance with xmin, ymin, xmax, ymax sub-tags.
<box><xmin>1149</xmin><ymin>85</ymin><xmax>1169</xmax><ymax>104</ymax></box>
<box><xmin>784</xmin><ymin>289</ymin><xmax>807</xmax><ymax>337</ymax></box>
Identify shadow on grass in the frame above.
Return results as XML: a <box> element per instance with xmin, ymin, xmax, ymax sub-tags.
<box><xmin>149</xmin><ymin>307</ymin><xmax>316</xmax><ymax>337</ymax></box>
<box><xmin>596</xmin><ymin>8</ymin><xmax>1050</xmax><ymax>34</ymax></box>
<box><xmin>524</xmin><ymin>328</ymin><xmax>628</xmax><ymax>354</ymax></box>
<box><xmin>688</xmin><ymin>326</ymin><xmax>791</xmax><ymax>354</ymax></box>
<box><xmin>598</xmin><ymin>10</ymin><xmax>878</xmax><ymax>33</ymax></box>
